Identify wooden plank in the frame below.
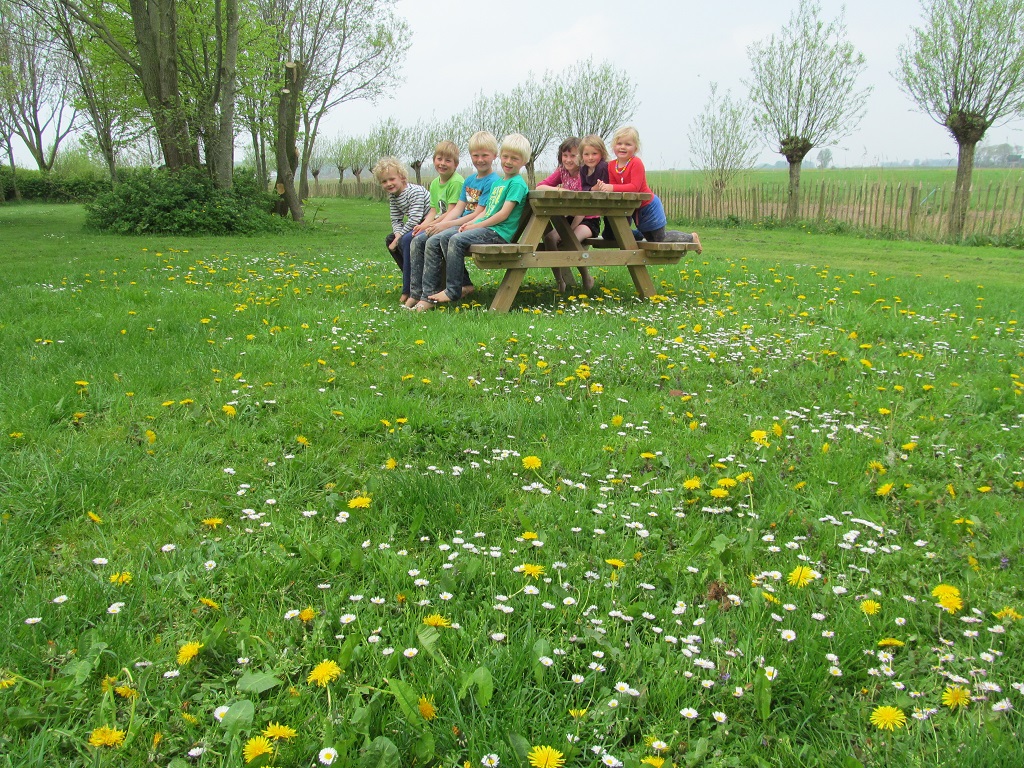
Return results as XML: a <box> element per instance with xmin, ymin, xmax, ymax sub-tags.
<box><xmin>638</xmin><ymin>242</ymin><xmax>699</xmax><ymax>252</ymax></box>
<box><xmin>472</xmin><ymin>250</ymin><xmax>682</xmax><ymax>270</ymax></box>
<box><xmin>469</xmin><ymin>243</ymin><xmax>534</xmax><ymax>255</ymax></box>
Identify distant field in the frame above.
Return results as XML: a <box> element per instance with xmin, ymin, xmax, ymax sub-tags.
<box><xmin>648</xmin><ymin>166</ymin><xmax>1024</xmax><ymax>192</ymax></box>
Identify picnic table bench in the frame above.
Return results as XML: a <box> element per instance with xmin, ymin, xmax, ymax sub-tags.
<box><xmin>469</xmin><ymin>189</ymin><xmax>698</xmax><ymax>312</ymax></box>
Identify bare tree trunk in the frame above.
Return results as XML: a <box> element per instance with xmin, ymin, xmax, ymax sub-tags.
<box><xmin>410</xmin><ymin>160</ymin><xmax>422</xmax><ymax>186</ymax></box>
<box><xmin>950</xmin><ymin>139</ymin><xmax>977</xmax><ymax>241</ymax></box>
<box><xmin>127</xmin><ymin>0</ymin><xmax>198</xmax><ymax>170</ymax></box>
<box><xmin>336</xmin><ymin>167</ymin><xmax>345</xmax><ymax>196</ymax></box>
<box><xmin>274</xmin><ymin>62</ymin><xmax>303</xmax><ymax>221</ymax></box>
<box><xmin>4</xmin><ymin>144</ymin><xmax>21</xmax><ymax>201</ymax></box>
<box><xmin>209</xmin><ymin>0</ymin><xmax>239</xmax><ymax>189</ymax></box>
<box><xmin>525</xmin><ymin>160</ymin><xmax>536</xmax><ymax>189</ymax></box>
<box><xmin>785</xmin><ymin>158</ymin><xmax>803</xmax><ymax>221</ymax></box>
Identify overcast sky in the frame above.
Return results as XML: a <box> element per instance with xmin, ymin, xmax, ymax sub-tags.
<box><xmin>324</xmin><ymin>0</ymin><xmax>1024</xmax><ymax>170</ymax></box>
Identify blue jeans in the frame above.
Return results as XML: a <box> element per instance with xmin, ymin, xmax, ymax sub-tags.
<box><xmin>425</xmin><ymin>228</ymin><xmax>504</xmax><ymax>301</ymax></box>
<box><xmin>635</xmin><ymin>195</ymin><xmax>668</xmax><ymax>241</ymax></box>
<box><xmin>410</xmin><ymin>229</ymin><xmax>474</xmax><ymax>301</ymax></box>
<box><xmin>385</xmin><ymin>231</ymin><xmax>415</xmax><ymax>295</ymax></box>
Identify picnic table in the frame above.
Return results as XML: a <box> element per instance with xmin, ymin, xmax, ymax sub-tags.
<box><xmin>469</xmin><ymin>189</ymin><xmax>698</xmax><ymax>312</ymax></box>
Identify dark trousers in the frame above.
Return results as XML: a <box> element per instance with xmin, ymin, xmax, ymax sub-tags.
<box><xmin>386</xmin><ymin>231</ymin><xmax>415</xmax><ymax>296</ymax></box>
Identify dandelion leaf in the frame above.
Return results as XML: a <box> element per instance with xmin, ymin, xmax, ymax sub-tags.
<box><xmin>753</xmin><ymin>670</ymin><xmax>772</xmax><ymax>722</ymax></box>
<box><xmin>684</xmin><ymin>737</ymin><xmax>709</xmax><ymax>768</ymax></box>
<box><xmin>338</xmin><ymin>632</ymin><xmax>361</xmax><ymax>672</ymax></box>
<box><xmin>458</xmin><ymin>666</ymin><xmax>494</xmax><ymax>709</ymax></box>
<box><xmin>236</xmin><ymin>671</ymin><xmax>284</xmax><ymax>694</ymax></box>
<box><xmin>359</xmin><ymin>736</ymin><xmax>401</xmax><ymax>768</ymax></box>
<box><xmin>220</xmin><ymin>699</ymin><xmax>254</xmax><ymax>740</ymax></box>
<box><xmin>387</xmin><ymin>678</ymin><xmax>420</xmax><ymax>726</ymax></box>
<box><xmin>414</xmin><ymin>730</ymin><xmax>435</xmax><ymax>762</ymax></box>
<box><xmin>417</xmin><ymin>625</ymin><xmax>447</xmax><ymax>665</ymax></box>
<box><xmin>508</xmin><ymin>732</ymin><xmax>532</xmax><ymax>767</ymax></box>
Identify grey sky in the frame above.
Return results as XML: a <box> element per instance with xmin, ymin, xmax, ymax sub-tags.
<box><xmin>325</xmin><ymin>0</ymin><xmax>1024</xmax><ymax>170</ymax></box>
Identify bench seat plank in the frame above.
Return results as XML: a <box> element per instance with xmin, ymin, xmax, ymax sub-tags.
<box><xmin>472</xmin><ymin>249</ymin><xmax>682</xmax><ymax>270</ymax></box>
<box><xmin>468</xmin><ymin>243</ymin><xmax>536</xmax><ymax>255</ymax></box>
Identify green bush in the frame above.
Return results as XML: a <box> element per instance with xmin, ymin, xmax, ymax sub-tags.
<box><xmin>0</xmin><ymin>166</ymin><xmax>110</xmax><ymax>202</ymax></box>
<box><xmin>84</xmin><ymin>167</ymin><xmax>289</xmax><ymax>235</ymax></box>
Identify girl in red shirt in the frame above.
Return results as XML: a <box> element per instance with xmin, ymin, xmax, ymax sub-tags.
<box><xmin>594</xmin><ymin>126</ymin><xmax>701</xmax><ymax>252</ymax></box>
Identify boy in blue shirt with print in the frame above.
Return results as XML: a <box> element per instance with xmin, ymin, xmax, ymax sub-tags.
<box><xmin>415</xmin><ymin>133</ymin><xmax>531</xmax><ymax>310</ymax></box>
<box><xmin>406</xmin><ymin>131</ymin><xmax>499</xmax><ymax>308</ymax></box>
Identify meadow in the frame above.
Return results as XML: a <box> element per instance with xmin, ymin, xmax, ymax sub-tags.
<box><xmin>1</xmin><ymin>199</ymin><xmax>1022</xmax><ymax>768</ymax></box>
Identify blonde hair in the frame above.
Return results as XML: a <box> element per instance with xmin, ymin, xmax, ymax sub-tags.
<box><xmin>434</xmin><ymin>140</ymin><xmax>459</xmax><ymax>163</ymax></box>
<box><xmin>499</xmin><ymin>133</ymin><xmax>532</xmax><ymax>163</ymax></box>
<box><xmin>611</xmin><ymin>126</ymin><xmax>641</xmax><ymax>152</ymax></box>
<box><xmin>372</xmin><ymin>156</ymin><xmax>408</xmax><ymax>182</ymax></box>
<box><xmin>579</xmin><ymin>134</ymin><xmax>610</xmax><ymax>161</ymax></box>
<box><xmin>468</xmin><ymin>131</ymin><xmax>498</xmax><ymax>155</ymax></box>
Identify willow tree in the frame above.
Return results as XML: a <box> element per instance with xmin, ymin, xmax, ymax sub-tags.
<box><xmin>895</xmin><ymin>0</ymin><xmax>1024</xmax><ymax>240</ymax></box>
<box><xmin>747</xmin><ymin>0</ymin><xmax>869</xmax><ymax>220</ymax></box>
<box><xmin>688</xmin><ymin>83</ymin><xmax>759</xmax><ymax>200</ymax></box>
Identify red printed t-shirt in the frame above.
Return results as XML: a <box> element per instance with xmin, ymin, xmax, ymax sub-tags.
<box><xmin>606</xmin><ymin>156</ymin><xmax>652</xmax><ymax>207</ymax></box>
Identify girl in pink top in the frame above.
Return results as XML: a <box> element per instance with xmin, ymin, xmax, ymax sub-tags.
<box><xmin>594</xmin><ymin>126</ymin><xmax>701</xmax><ymax>251</ymax></box>
<box><xmin>536</xmin><ymin>137</ymin><xmax>596</xmax><ymax>292</ymax></box>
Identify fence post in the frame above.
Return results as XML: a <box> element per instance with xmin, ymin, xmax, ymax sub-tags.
<box><xmin>696</xmin><ymin>190</ymin><xmax>703</xmax><ymax>221</ymax></box>
<box><xmin>907</xmin><ymin>185</ymin><xmax>919</xmax><ymax>237</ymax></box>
<box><xmin>817</xmin><ymin>182</ymin><xmax>827</xmax><ymax>222</ymax></box>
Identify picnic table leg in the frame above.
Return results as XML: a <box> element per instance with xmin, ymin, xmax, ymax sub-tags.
<box><xmin>627</xmin><ymin>265</ymin><xmax>657</xmax><ymax>298</ymax></box>
<box><xmin>490</xmin><ymin>268</ymin><xmax>527</xmax><ymax>312</ymax></box>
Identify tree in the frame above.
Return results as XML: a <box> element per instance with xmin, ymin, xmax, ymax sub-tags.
<box><xmin>817</xmin><ymin>148</ymin><xmax>833</xmax><ymax>169</ymax></box>
<box><xmin>747</xmin><ymin>0</ymin><xmax>869</xmax><ymax>220</ymax></box>
<box><xmin>368</xmin><ymin>116</ymin><xmax>406</xmax><ymax>160</ymax></box>
<box><xmin>687</xmin><ymin>83</ymin><xmax>758</xmax><ymax>199</ymax></box>
<box><xmin>554</xmin><ymin>58</ymin><xmax>639</xmax><ymax>142</ymax></box>
<box><xmin>0</xmin><ymin>1</ymin><xmax>78</xmax><ymax>172</ymax></box>
<box><xmin>404</xmin><ymin>119</ymin><xmax>440</xmax><ymax>185</ymax></box>
<box><xmin>268</xmin><ymin>0</ymin><xmax>410</xmax><ymax>200</ymax></box>
<box><xmin>329</xmin><ymin>134</ymin><xmax>362</xmax><ymax>192</ymax></box>
<box><xmin>895</xmin><ymin>0</ymin><xmax>1024</xmax><ymax>239</ymax></box>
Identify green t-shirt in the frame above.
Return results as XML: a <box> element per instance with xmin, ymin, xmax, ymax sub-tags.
<box><xmin>481</xmin><ymin>174</ymin><xmax>529</xmax><ymax>242</ymax></box>
<box><xmin>428</xmin><ymin>173</ymin><xmax>464</xmax><ymax>215</ymax></box>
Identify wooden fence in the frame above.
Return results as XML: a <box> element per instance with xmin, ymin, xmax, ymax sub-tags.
<box><xmin>314</xmin><ymin>178</ymin><xmax>1024</xmax><ymax>240</ymax></box>
<box><xmin>654</xmin><ymin>180</ymin><xmax>1024</xmax><ymax>239</ymax></box>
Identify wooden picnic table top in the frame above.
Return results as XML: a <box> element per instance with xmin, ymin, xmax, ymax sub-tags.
<box><xmin>525</xmin><ymin>189</ymin><xmax>653</xmax><ymax>217</ymax></box>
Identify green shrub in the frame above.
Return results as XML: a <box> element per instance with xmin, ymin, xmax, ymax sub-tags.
<box><xmin>84</xmin><ymin>167</ymin><xmax>289</xmax><ymax>235</ymax></box>
<box><xmin>0</xmin><ymin>165</ymin><xmax>111</xmax><ymax>202</ymax></box>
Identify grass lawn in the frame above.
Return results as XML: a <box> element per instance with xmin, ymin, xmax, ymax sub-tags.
<box><xmin>1</xmin><ymin>199</ymin><xmax>1022</xmax><ymax>767</ymax></box>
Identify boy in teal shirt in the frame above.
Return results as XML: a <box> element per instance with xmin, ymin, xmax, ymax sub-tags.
<box><xmin>418</xmin><ymin>133</ymin><xmax>531</xmax><ymax>308</ymax></box>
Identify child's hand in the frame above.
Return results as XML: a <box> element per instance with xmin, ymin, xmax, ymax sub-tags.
<box><xmin>388</xmin><ymin>238</ymin><xmax>400</xmax><ymax>251</ymax></box>
<box><xmin>593</xmin><ymin>180</ymin><xmax>611</xmax><ymax>192</ymax></box>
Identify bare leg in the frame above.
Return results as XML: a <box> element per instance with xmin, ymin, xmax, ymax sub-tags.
<box><xmin>692</xmin><ymin>233</ymin><xmax>702</xmax><ymax>255</ymax></box>
<box><xmin>573</xmin><ymin>224</ymin><xmax>595</xmax><ymax>290</ymax></box>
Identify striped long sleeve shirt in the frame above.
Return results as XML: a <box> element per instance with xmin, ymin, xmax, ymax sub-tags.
<box><xmin>389</xmin><ymin>184</ymin><xmax>430</xmax><ymax>236</ymax></box>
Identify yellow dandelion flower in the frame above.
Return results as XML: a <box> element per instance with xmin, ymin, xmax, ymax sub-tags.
<box><xmin>384</xmin><ymin>458</ymin><xmax>397</xmax><ymax>470</ymax></box>
<box><xmin>417</xmin><ymin>695</ymin><xmax>437</xmax><ymax>720</ymax></box>
<box><xmin>199</xmin><ymin>597</ymin><xmax>220</xmax><ymax>610</ymax></box>
<box><xmin>202</xmin><ymin>517</ymin><xmax>224</xmax><ymax>529</ymax></box>
<box><xmin>522</xmin><ymin>456</ymin><xmax>542</xmax><ymax>470</ymax></box>
<box><xmin>902</xmin><ymin>442</ymin><xmax>917</xmax><ymax>451</ymax></box>
<box><xmin>521</xmin><ymin>563</ymin><xmax>545</xmax><ymax>579</ymax></box>
<box><xmin>869</xmin><ymin>705</ymin><xmax>906</xmax><ymax>731</ymax></box>
<box><xmin>243</xmin><ymin>735</ymin><xmax>274</xmax><ymax>763</ymax></box>
<box><xmin>100</xmin><ymin>675</ymin><xmax>118</xmax><ymax>692</ymax></box>
<box><xmin>876</xmin><ymin>483</ymin><xmax>894</xmax><ymax>496</ymax></box>
<box><xmin>87</xmin><ymin>511</ymin><xmax>103</xmax><ymax>524</ymax></box>
<box><xmin>941</xmin><ymin>686</ymin><xmax>971</xmax><ymax>709</ymax></box>
<box><xmin>145</xmin><ymin>430</ymin><xmax>156</xmax><ymax>444</ymax></box>
<box><xmin>718</xmin><ymin>478</ymin><xmax>738</xmax><ymax>488</ymax></box>
<box><xmin>262</xmin><ymin>721</ymin><xmax>298</xmax><ymax>740</ymax></box>
<box><xmin>88</xmin><ymin>725</ymin><xmax>126</xmax><ymax>747</ymax></box>
<box><xmin>605</xmin><ymin>558</ymin><xmax>626</xmax><ymax>569</ymax></box>
<box><xmin>299</xmin><ymin>607</ymin><xmax>316</xmax><ymax>622</ymax></box>
<box><xmin>787</xmin><ymin>566</ymin><xmax>816</xmax><ymax>588</ymax></box>
<box><xmin>710</xmin><ymin>488</ymin><xmax>729</xmax><ymax>498</ymax></box>
<box><xmin>736</xmin><ymin>471</ymin><xmax>754</xmax><ymax>483</ymax></box>
<box><xmin>640</xmin><ymin>451</ymin><xmax>656</xmax><ymax>459</ymax></box>
<box><xmin>993</xmin><ymin>607</ymin><xmax>1023</xmax><ymax>621</ymax></box>
<box><xmin>877</xmin><ymin>638</ymin><xmax>905</xmax><ymax>648</ymax></box>
<box><xmin>683</xmin><ymin>477</ymin><xmax>701</xmax><ymax>490</ymax></box>
<box><xmin>0</xmin><ymin>675</ymin><xmax>17</xmax><ymax>689</ymax></box>
<box><xmin>763</xmin><ymin>591</ymin><xmax>780</xmax><ymax>604</ymax></box>
<box><xmin>177</xmin><ymin>642</ymin><xmax>203</xmax><ymax>665</ymax></box>
<box><xmin>307</xmin><ymin>659</ymin><xmax>341</xmax><ymax>687</ymax></box>
<box><xmin>611</xmin><ymin>415</ymin><xmax>624</xmax><ymax>426</ymax></box>
<box><xmin>221</xmin><ymin>404</ymin><xmax>237</xmax><ymax>417</ymax></box>
<box><xmin>938</xmin><ymin>594</ymin><xmax>963</xmax><ymax>614</ymax></box>
<box><xmin>641</xmin><ymin>758</ymin><xmax>665</xmax><ymax>768</ymax></box>
<box><xmin>182</xmin><ymin>712</ymin><xmax>199</xmax><ymax>725</ymax></box>
<box><xmin>109</xmin><ymin>571</ymin><xmax>131</xmax><ymax>585</ymax></box>
<box><xmin>527</xmin><ymin>745</ymin><xmax>566</xmax><ymax>768</ymax></box>
<box><xmin>522</xmin><ymin>531</ymin><xmax>538</xmax><ymax>540</ymax></box>
<box><xmin>977</xmin><ymin>485</ymin><xmax>992</xmax><ymax>493</ymax></box>
<box><xmin>751</xmin><ymin>430</ymin><xmax>770</xmax><ymax>446</ymax></box>
<box><xmin>772</xmin><ymin>423</ymin><xmax>784</xmax><ymax>437</ymax></box>
<box><xmin>423</xmin><ymin>613</ymin><xmax>451</xmax><ymax>628</ymax></box>
<box><xmin>860</xmin><ymin>600</ymin><xmax>881</xmax><ymax>616</ymax></box>
<box><xmin>931</xmin><ymin>584</ymin><xmax>960</xmax><ymax>600</ymax></box>
<box><xmin>569</xmin><ymin>708</ymin><xmax>588</xmax><ymax>719</ymax></box>
<box><xmin>114</xmin><ymin>685</ymin><xmax>139</xmax><ymax>699</ymax></box>
<box><xmin>296</xmin><ymin>435</ymin><xmax>310</xmax><ymax>446</ymax></box>
<box><xmin>868</xmin><ymin>461</ymin><xmax>886</xmax><ymax>474</ymax></box>
<box><xmin>348</xmin><ymin>496</ymin><xmax>371</xmax><ymax>509</ymax></box>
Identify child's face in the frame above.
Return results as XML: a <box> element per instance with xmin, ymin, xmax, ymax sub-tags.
<box><xmin>613</xmin><ymin>136</ymin><xmax>638</xmax><ymax>161</ymax></box>
<box><xmin>500</xmin><ymin>151</ymin><xmax>525</xmax><ymax>178</ymax></box>
<box><xmin>471</xmin><ymin>149</ymin><xmax>496</xmax><ymax>175</ymax></box>
<box><xmin>581</xmin><ymin>146</ymin><xmax>602</xmax><ymax>168</ymax></box>
<box><xmin>379</xmin><ymin>173</ymin><xmax>406</xmax><ymax>195</ymax></box>
<box><xmin>561</xmin><ymin>149</ymin><xmax>580</xmax><ymax>173</ymax></box>
<box><xmin>433</xmin><ymin>153</ymin><xmax>455</xmax><ymax>178</ymax></box>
